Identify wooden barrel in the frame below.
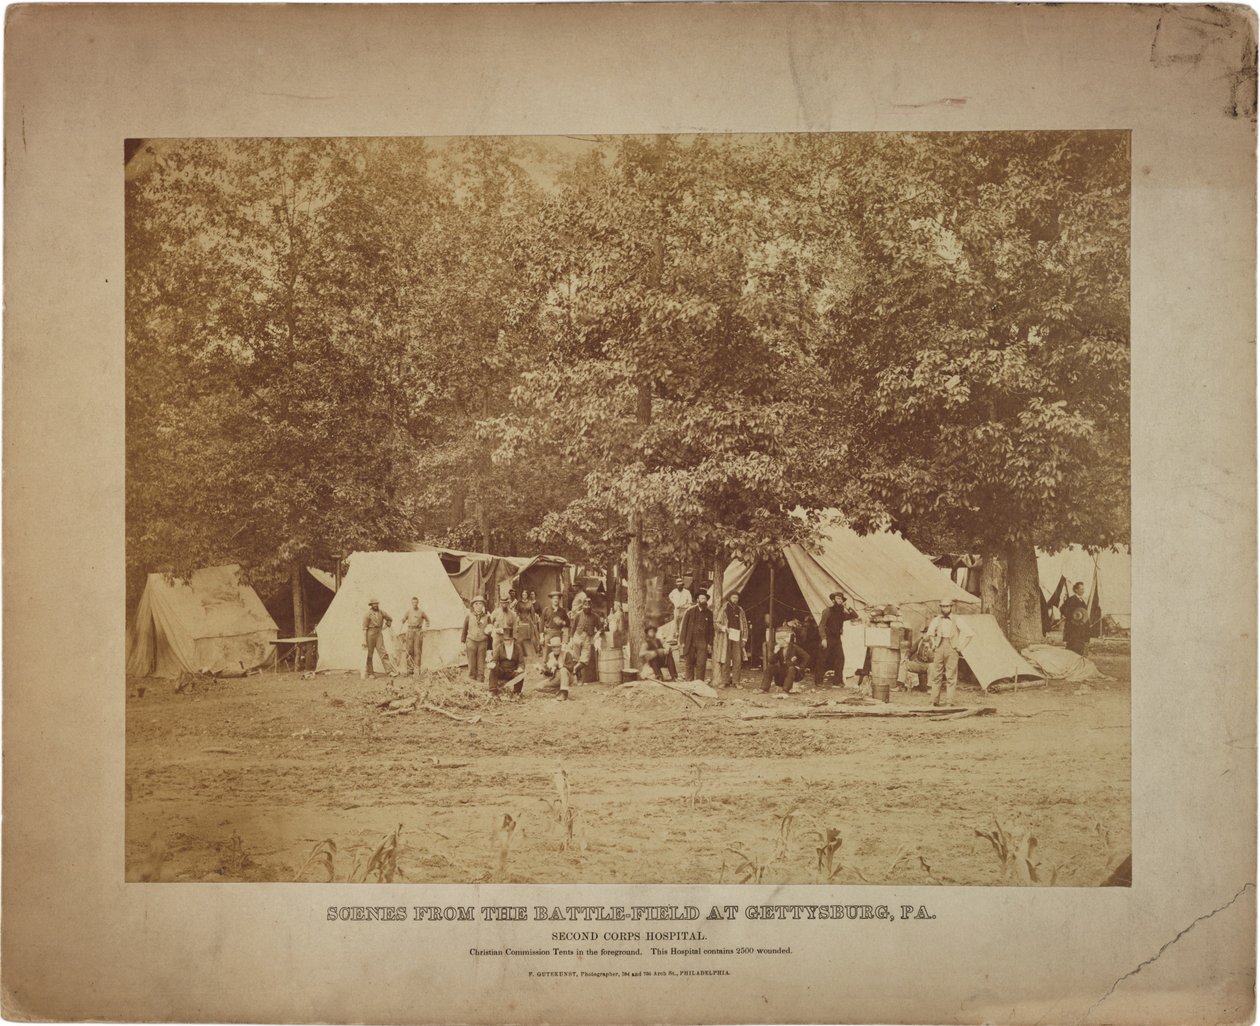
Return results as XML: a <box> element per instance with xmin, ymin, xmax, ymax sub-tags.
<box><xmin>598</xmin><ymin>648</ymin><xmax>624</xmax><ymax>684</ymax></box>
<box><xmin>869</xmin><ymin>646</ymin><xmax>901</xmax><ymax>697</ymax></box>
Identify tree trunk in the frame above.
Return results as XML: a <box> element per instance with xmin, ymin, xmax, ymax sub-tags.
<box><xmin>627</xmin><ymin>524</ymin><xmax>646</xmax><ymax>667</ymax></box>
<box><xmin>1005</xmin><ymin>540</ymin><xmax>1044</xmax><ymax>650</ymax></box>
<box><xmin>978</xmin><ymin>550</ymin><xmax>1008</xmax><ymax>634</ymax></box>
<box><xmin>625</xmin><ymin>382</ymin><xmax>654</xmax><ymax>667</ymax></box>
<box><xmin>290</xmin><ymin>560</ymin><xmax>307</xmax><ymax>639</ymax></box>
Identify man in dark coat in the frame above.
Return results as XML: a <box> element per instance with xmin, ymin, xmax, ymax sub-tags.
<box><xmin>766</xmin><ymin>630</ymin><xmax>811</xmax><ymax>693</ymax></box>
<box><xmin>816</xmin><ymin>590</ymin><xmax>857</xmax><ymax>688</ymax></box>
<box><xmin>1061</xmin><ymin>582</ymin><xmax>1091</xmax><ymax>656</ymax></box>
<box><xmin>678</xmin><ymin>590</ymin><xmax>714</xmax><ymax>681</ymax></box>
<box><xmin>488</xmin><ymin>635</ymin><xmax>525</xmax><ymax>698</ymax></box>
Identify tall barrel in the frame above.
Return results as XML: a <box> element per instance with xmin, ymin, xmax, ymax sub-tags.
<box><xmin>598</xmin><ymin>647</ymin><xmax>624</xmax><ymax>684</ymax></box>
<box><xmin>869</xmin><ymin>646</ymin><xmax>900</xmax><ymax>702</ymax></box>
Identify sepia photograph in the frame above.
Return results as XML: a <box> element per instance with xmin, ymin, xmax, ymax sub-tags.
<box><xmin>124</xmin><ymin>131</ymin><xmax>1132</xmax><ymax>887</ymax></box>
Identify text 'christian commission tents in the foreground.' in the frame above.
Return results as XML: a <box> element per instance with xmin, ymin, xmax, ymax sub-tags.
<box><xmin>721</xmin><ymin>517</ymin><xmax>1041</xmax><ymax>691</ymax></box>
<box><xmin>125</xmin><ymin>564</ymin><xmax>279</xmax><ymax>677</ymax></box>
<box><xmin>314</xmin><ymin>550</ymin><xmax>469</xmax><ymax>673</ymax></box>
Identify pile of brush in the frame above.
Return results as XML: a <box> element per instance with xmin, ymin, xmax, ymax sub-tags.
<box><xmin>416</xmin><ymin>666</ymin><xmax>491</xmax><ymax>712</ymax></box>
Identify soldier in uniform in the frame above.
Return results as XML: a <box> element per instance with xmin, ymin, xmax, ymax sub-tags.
<box><xmin>361</xmin><ymin>598</ymin><xmax>396</xmax><ymax>679</ymax></box>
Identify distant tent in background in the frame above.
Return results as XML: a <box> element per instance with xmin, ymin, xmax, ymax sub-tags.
<box><xmin>501</xmin><ymin>554</ymin><xmax>569</xmax><ymax>602</ymax></box>
<box><xmin>260</xmin><ymin>566</ymin><xmax>335</xmax><ymax>637</ymax></box>
<box><xmin>932</xmin><ymin>553</ymin><xmax>983</xmax><ymax>597</ymax></box>
<box><xmin>126</xmin><ymin>565</ymin><xmax>278</xmax><ymax>677</ymax></box>
<box><xmin>315</xmin><ymin>550</ymin><xmax>469</xmax><ymax>672</ymax></box>
<box><xmin>409</xmin><ymin>543</ymin><xmax>571</xmax><ymax>608</ymax></box>
<box><xmin>1037</xmin><ymin>546</ymin><xmax>1131</xmax><ymax>636</ymax></box>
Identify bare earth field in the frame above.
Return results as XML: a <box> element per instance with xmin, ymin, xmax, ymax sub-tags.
<box><xmin>125</xmin><ymin>641</ymin><xmax>1131</xmax><ymax>887</ymax></box>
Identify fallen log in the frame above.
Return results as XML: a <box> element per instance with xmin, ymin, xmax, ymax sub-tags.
<box><xmin>652</xmin><ymin>680</ymin><xmax>708</xmax><ymax>708</ymax></box>
<box><xmin>928</xmin><ymin>707</ymin><xmax>997</xmax><ymax>722</ymax></box>
<box><xmin>421</xmin><ymin>703</ymin><xmax>482</xmax><ymax>725</ymax></box>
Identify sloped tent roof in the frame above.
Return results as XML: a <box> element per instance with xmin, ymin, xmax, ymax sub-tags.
<box><xmin>315</xmin><ymin>550</ymin><xmax>469</xmax><ymax>672</ymax></box>
<box><xmin>307</xmin><ymin>566</ymin><xmax>336</xmax><ymax>591</ymax></box>
<box><xmin>126</xmin><ymin>565</ymin><xmax>279</xmax><ymax>678</ymax></box>
<box><xmin>408</xmin><ymin>543</ymin><xmax>570</xmax><ymax>607</ymax></box>
<box><xmin>722</xmin><ymin>519</ymin><xmax>1039</xmax><ymax>689</ymax></box>
<box><xmin>1038</xmin><ymin>546</ymin><xmax>1131</xmax><ymax>629</ymax></box>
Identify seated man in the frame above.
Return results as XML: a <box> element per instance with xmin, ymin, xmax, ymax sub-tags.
<box><xmin>766</xmin><ymin>635</ymin><xmax>811</xmax><ymax>693</ymax></box>
<box><xmin>488</xmin><ymin>635</ymin><xmax>525</xmax><ymax>699</ymax></box>
<box><xmin>639</xmin><ymin>625</ymin><xmax>678</xmax><ymax>681</ymax></box>
<box><xmin>540</xmin><ymin>636</ymin><xmax>574</xmax><ymax>700</ymax></box>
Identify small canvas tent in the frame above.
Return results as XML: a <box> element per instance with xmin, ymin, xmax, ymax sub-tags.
<box><xmin>126</xmin><ymin>565</ymin><xmax>278</xmax><ymax>677</ymax></box>
<box><xmin>721</xmin><ymin>519</ymin><xmax>1038</xmax><ymax>688</ymax></box>
<box><xmin>315</xmin><ymin>550</ymin><xmax>469</xmax><ymax>672</ymax></box>
<box><xmin>1038</xmin><ymin>546</ymin><xmax>1131</xmax><ymax>634</ymax></box>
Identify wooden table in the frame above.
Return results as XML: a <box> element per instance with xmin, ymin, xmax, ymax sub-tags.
<box><xmin>270</xmin><ymin>636</ymin><xmax>318</xmax><ymax>673</ymax></box>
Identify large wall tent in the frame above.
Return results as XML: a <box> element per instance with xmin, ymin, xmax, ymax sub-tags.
<box><xmin>721</xmin><ymin>518</ymin><xmax>1039</xmax><ymax>690</ymax></box>
<box><xmin>314</xmin><ymin>550</ymin><xmax>469</xmax><ymax>672</ymax></box>
<box><xmin>1038</xmin><ymin>546</ymin><xmax>1131</xmax><ymax>634</ymax></box>
<box><xmin>126</xmin><ymin>565</ymin><xmax>279</xmax><ymax>677</ymax></box>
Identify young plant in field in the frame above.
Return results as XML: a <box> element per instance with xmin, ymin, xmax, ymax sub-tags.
<box><xmin>295</xmin><ymin>839</ymin><xmax>337</xmax><ymax>882</ymax></box>
<box><xmin>974</xmin><ymin>818</ymin><xmax>1056</xmax><ymax>885</ymax></box>
<box><xmin>687</xmin><ymin>764</ymin><xmax>706</xmax><ymax>810</ymax></box>
<box><xmin>222</xmin><ymin>830</ymin><xmax>250</xmax><ymax>876</ymax></box>
<box><xmin>721</xmin><ymin>845</ymin><xmax>770</xmax><ymax>883</ymax></box>
<box><xmin>357</xmin><ymin>824</ymin><xmax>404</xmax><ymax>883</ymax></box>
<box><xmin>888</xmin><ymin>845</ymin><xmax>936</xmax><ymax>883</ymax></box>
<box><xmin>541</xmin><ymin>764</ymin><xmax>584</xmax><ymax>852</ymax></box>
<box><xmin>491</xmin><ymin>813</ymin><xmax>520</xmax><ymax>881</ymax></box>
<box><xmin>137</xmin><ymin>831</ymin><xmax>167</xmax><ymax>883</ymax></box>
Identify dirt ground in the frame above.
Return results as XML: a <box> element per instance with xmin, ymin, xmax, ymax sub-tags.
<box><xmin>125</xmin><ymin>638</ymin><xmax>1131</xmax><ymax>887</ymax></box>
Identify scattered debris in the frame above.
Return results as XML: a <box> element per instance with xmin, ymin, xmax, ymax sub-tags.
<box><xmin>421</xmin><ymin>704</ymin><xmax>481</xmax><ymax>725</ymax></box>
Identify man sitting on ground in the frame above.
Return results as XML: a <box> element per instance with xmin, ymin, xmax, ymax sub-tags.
<box><xmin>488</xmin><ymin>634</ymin><xmax>525</xmax><ymax>700</ymax></box>
<box><xmin>766</xmin><ymin>630</ymin><xmax>811</xmax><ymax>694</ymax></box>
<box><xmin>639</xmin><ymin>625</ymin><xmax>678</xmax><ymax>681</ymax></box>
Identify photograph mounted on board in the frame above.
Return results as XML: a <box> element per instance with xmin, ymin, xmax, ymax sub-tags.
<box><xmin>125</xmin><ymin>132</ymin><xmax>1131</xmax><ymax>886</ymax></box>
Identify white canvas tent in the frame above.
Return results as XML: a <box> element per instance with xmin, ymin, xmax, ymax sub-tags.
<box><xmin>1038</xmin><ymin>546</ymin><xmax>1131</xmax><ymax>631</ymax></box>
<box><xmin>126</xmin><ymin>564</ymin><xmax>278</xmax><ymax>677</ymax></box>
<box><xmin>315</xmin><ymin>550</ymin><xmax>468</xmax><ymax>672</ymax></box>
<box><xmin>720</xmin><ymin>518</ymin><xmax>1039</xmax><ymax>688</ymax></box>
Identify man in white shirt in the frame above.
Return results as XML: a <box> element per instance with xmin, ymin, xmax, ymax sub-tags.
<box><xmin>923</xmin><ymin>600</ymin><xmax>975</xmax><ymax>707</ymax></box>
<box><xmin>668</xmin><ymin>577</ymin><xmax>693</xmax><ymax>627</ymax></box>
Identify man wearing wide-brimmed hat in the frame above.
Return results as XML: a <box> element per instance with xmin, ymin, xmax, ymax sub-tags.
<box><xmin>461</xmin><ymin>595</ymin><xmax>491</xmax><ymax>684</ymax></box>
<box><xmin>816</xmin><ymin>590</ymin><xmax>856</xmax><ymax>688</ymax></box>
<box><xmin>361</xmin><ymin>598</ymin><xmax>396</xmax><ymax>679</ymax></box>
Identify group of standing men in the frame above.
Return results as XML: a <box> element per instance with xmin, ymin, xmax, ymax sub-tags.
<box><xmin>668</xmin><ymin>579</ymin><xmax>860</xmax><ymax>692</ymax></box>
<box><xmin>361</xmin><ymin>596</ymin><xmax>430</xmax><ymax>678</ymax></box>
<box><xmin>461</xmin><ymin>587</ymin><xmax>604</xmax><ymax>701</ymax></box>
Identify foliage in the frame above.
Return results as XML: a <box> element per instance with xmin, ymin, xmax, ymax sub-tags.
<box><xmin>127</xmin><ymin>132</ymin><xmax>1129</xmax><ymax>633</ymax></box>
